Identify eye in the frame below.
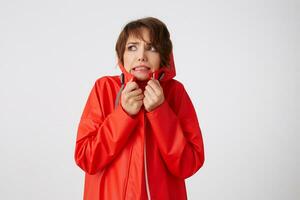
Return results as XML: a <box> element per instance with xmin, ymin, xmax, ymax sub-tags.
<box><xmin>146</xmin><ymin>45</ymin><xmax>157</xmax><ymax>52</ymax></box>
<box><xmin>127</xmin><ymin>45</ymin><xmax>137</xmax><ymax>51</ymax></box>
<box><xmin>150</xmin><ymin>46</ymin><xmax>157</xmax><ymax>52</ymax></box>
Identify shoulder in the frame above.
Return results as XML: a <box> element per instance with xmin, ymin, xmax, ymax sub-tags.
<box><xmin>163</xmin><ymin>79</ymin><xmax>188</xmax><ymax>107</ymax></box>
<box><xmin>93</xmin><ymin>75</ymin><xmax>120</xmax><ymax>88</ymax></box>
<box><xmin>95</xmin><ymin>75</ymin><xmax>120</xmax><ymax>85</ymax></box>
<box><xmin>163</xmin><ymin>79</ymin><xmax>185</xmax><ymax>93</ymax></box>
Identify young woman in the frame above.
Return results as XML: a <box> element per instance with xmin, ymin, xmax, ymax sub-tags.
<box><xmin>75</xmin><ymin>17</ymin><xmax>205</xmax><ymax>200</ymax></box>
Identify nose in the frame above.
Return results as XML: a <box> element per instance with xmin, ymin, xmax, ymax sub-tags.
<box><xmin>137</xmin><ymin>48</ymin><xmax>147</xmax><ymax>62</ymax></box>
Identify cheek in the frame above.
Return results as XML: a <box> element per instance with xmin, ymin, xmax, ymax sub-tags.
<box><xmin>152</xmin><ymin>55</ymin><xmax>161</xmax><ymax>69</ymax></box>
<box><xmin>123</xmin><ymin>53</ymin><xmax>133</xmax><ymax>71</ymax></box>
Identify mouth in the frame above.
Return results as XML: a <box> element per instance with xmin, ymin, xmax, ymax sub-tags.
<box><xmin>131</xmin><ymin>65</ymin><xmax>151</xmax><ymax>72</ymax></box>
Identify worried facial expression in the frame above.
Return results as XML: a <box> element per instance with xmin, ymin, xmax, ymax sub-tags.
<box><xmin>123</xmin><ymin>28</ymin><xmax>161</xmax><ymax>81</ymax></box>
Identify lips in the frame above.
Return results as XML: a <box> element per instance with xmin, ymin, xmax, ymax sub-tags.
<box><xmin>129</xmin><ymin>65</ymin><xmax>153</xmax><ymax>81</ymax></box>
<box><xmin>131</xmin><ymin>65</ymin><xmax>151</xmax><ymax>71</ymax></box>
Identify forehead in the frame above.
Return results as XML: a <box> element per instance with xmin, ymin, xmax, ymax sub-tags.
<box><xmin>126</xmin><ymin>27</ymin><xmax>152</xmax><ymax>43</ymax></box>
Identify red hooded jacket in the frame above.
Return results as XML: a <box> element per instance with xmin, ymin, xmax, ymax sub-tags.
<box><xmin>75</xmin><ymin>53</ymin><xmax>205</xmax><ymax>199</ymax></box>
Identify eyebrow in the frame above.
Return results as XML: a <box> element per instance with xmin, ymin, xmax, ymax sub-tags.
<box><xmin>126</xmin><ymin>42</ymin><xmax>139</xmax><ymax>45</ymax></box>
<box><xmin>126</xmin><ymin>41</ymin><xmax>152</xmax><ymax>46</ymax></box>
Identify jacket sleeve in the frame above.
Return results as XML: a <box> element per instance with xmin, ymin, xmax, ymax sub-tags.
<box><xmin>146</xmin><ymin>84</ymin><xmax>205</xmax><ymax>179</ymax></box>
<box><xmin>74</xmin><ymin>79</ymin><xmax>139</xmax><ymax>175</ymax></box>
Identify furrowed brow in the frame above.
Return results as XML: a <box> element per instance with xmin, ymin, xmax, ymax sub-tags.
<box><xmin>126</xmin><ymin>42</ymin><xmax>139</xmax><ymax>45</ymax></box>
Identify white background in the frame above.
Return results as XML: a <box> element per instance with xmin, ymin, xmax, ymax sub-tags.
<box><xmin>0</xmin><ymin>0</ymin><xmax>299</xmax><ymax>199</ymax></box>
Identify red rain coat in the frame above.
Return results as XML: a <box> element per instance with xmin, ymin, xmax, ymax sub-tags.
<box><xmin>75</xmin><ymin>53</ymin><xmax>205</xmax><ymax>199</ymax></box>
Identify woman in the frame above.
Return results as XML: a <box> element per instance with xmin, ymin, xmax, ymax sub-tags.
<box><xmin>75</xmin><ymin>17</ymin><xmax>205</xmax><ymax>200</ymax></box>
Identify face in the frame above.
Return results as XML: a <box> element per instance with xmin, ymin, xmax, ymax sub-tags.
<box><xmin>123</xmin><ymin>28</ymin><xmax>161</xmax><ymax>81</ymax></box>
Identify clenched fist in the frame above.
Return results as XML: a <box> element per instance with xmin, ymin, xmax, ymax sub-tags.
<box><xmin>121</xmin><ymin>80</ymin><xmax>144</xmax><ymax>116</ymax></box>
<box><xmin>143</xmin><ymin>79</ymin><xmax>165</xmax><ymax>112</ymax></box>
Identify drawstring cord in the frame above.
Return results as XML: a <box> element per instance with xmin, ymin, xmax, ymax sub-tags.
<box><xmin>114</xmin><ymin>73</ymin><xmax>125</xmax><ymax>109</ymax></box>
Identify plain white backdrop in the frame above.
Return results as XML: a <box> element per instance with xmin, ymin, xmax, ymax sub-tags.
<box><xmin>0</xmin><ymin>0</ymin><xmax>299</xmax><ymax>199</ymax></box>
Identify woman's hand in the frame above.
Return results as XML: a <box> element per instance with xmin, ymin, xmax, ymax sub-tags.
<box><xmin>121</xmin><ymin>80</ymin><xmax>144</xmax><ymax>116</ymax></box>
<box><xmin>143</xmin><ymin>79</ymin><xmax>165</xmax><ymax>112</ymax></box>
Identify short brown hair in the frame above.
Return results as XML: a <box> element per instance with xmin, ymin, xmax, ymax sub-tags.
<box><xmin>115</xmin><ymin>17</ymin><xmax>173</xmax><ymax>67</ymax></box>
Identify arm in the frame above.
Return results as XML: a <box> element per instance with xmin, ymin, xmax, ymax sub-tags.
<box><xmin>146</xmin><ymin>84</ymin><xmax>205</xmax><ymax>179</ymax></box>
<box><xmin>74</xmin><ymin>78</ymin><xmax>139</xmax><ymax>175</ymax></box>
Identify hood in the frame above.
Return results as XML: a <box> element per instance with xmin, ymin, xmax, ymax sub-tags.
<box><xmin>118</xmin><ymin>52</ymin><xmax>176</xmax><ymax>83</ymax></box>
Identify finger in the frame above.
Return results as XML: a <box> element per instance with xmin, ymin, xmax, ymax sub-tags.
<box><xmin>134</xmin><ymin>94</ymin><xmax>144</xmax><ymax>101</ymax></box>
<box><xmin>147</xmin><ymin>80</ymin><xmax>162</xmax><ymax>96</ymax></box>
<box><xmin>148</xmin><ymin>79</ymin><xmax>161</xmax><ymax>90</ymax></box>
<box><xmin>143</xmin><ymin>96</ymin><xmax>152</xmax><ymax>111</ymax></box>
<box><xmin>127</xmin><ymin>88</ymin><xmax>143</xmax><ymax>99</ymax></box>
<box><xmin>123</xmin><ymin>81</ymin><xmax>139</xmax><ymax>93</ymax></box>
<box><xmin>132</xmin><ymin>99</ymin><xmax>143</xmax><ymax>107</ymax></box>
<box><xmin>144</xmin><ymin>89</ymin><xmax>155</xmax><ymax>102</ymax></box>
<box><xmin>128</xmin><ymin>96</ymin><xmax>143</xmax><ymax>105</ymax></box>
<box><xmin>143</xmin><ymin>95</ymin><xmax>149</xmax><ymax>106</ymax></box>
<box><xmin>136</xmin><ymin>99</ymin><xmax>143</xmax><ymax>105</ymax></box>
<box><xmin>145</xmin><ymin>85</ymin><xmax>157</xmax><ymax>99</ymax></box>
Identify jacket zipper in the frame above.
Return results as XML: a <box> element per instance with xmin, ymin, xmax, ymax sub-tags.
<box><xmin>144</xmin><ymin>113</ymin><xmax>151</xmax><ymax>200</ymax></box>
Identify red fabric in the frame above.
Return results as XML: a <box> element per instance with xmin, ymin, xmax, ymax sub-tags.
<box><xmin>75</xmin><ymin>53</ymin><xmax>205</xmax><ymax>199</ymax></box>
